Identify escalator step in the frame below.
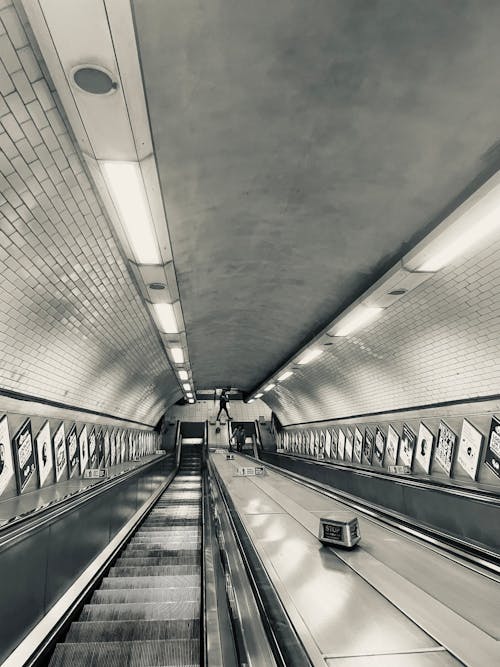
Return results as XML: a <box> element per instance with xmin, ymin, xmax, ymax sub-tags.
<box><xmin>117</xmin><ymin>555</ymin><xmax>201</xmax><ymax>567</ymax></box>
<box><xmin>109</xmin><ymin>564</ymin><xmax>200</xmax><ymax>577</ymax></box>
<box><xmin>101</xmin><ymin>574</ymin><xmax>200</xmax><ymax>590</ymax></box>
<box><xmin>91</xmin><ymin>587</ymin><xmax>200</xmax><ymax>605</ymax></box>
<box><xmin>80</xmin><ymin>601</ymin><xmax>199</xmax><ymax>621</ymax></box>
<box><xmin>66</xmin><ymin>618</ymin><xmax>200</xmax><ymax>642</ymax></box>
<box><xmin>49</xmin><ymin>639</ymin><xmax>199</xmax><ymax>667</ymax></box>
<box><xmin>123</xmin><ymin>545</ymin><xmax>200</xmax><ymax>555</ymax></box>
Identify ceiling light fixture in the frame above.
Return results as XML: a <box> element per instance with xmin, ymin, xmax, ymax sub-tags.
<box><xmin>332</xmin><ymin>305</ymin><xmax>384</xmax><ymax>337</ymax></box>
<box><xmin>153</xmin><ymin>302</ymin><xmax>178</xmax><ymax>334</ymax></box>
<box><xmin>182</xmin><ymin>383</ymin><xmax>191</xmax><ymax>391</ymax></box>
<box><xmin>254</xmin><ymin>393</ymin><xmax>263</xmax><ymax>399</ymax></box>
<box><xmin>278</xmin><ymin>371</ymin><xmax>293</xmax><ymax>382</ymax></box>
<box><xmin>188</xmin><ymin>399</ymin><xmax>195</xmax><ymax>404</ymax></box>
<box><xmin>264</xmin><ymin>383</ymin><xmax>275</xmax><ymax>392</ymax></box>
<box><xmin>170</xmin><ymin>347</ymin><xmax>184</xmax><ymax>364</ymax></box>
<box><xmin>100</xmin><ymin>161</ymin><xmax>161</xmax><ymax>264</ymax></box>
<box><xmin>178</xmin><ymin>370</ymin><xmax>188</xmax><ymax>381</ymax></box>
<box><xmin>297</xmin><ymin>348</ymin><xmax>322</xmax><ymax>365</ymax></box>
<box><xmin>186</xmin><ymin>392</ymin><xmax>193</xmax><ymax>398</ymax></box>
<box><xmin>248</xmin><ymin>399</ymin><xmax>254</xmax><ymax>403</ymax></box>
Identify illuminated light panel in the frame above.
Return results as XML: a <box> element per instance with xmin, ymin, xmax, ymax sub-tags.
<box><xmin>170</xmin><ymin>347</ymin><xmax>184</xmax><ymax>363</ymax></box>
<box><xmin>153</xmin><ymin>302</ymin><xmax>178</xmax><ymax>333</ymax></box>
<box><xmin>297</xmin><ymin>348</ymin><xmax>322</xmax><ymax>365</ymax></box>
<box><xmin>188</xmin><ymin>399</ymin><xmax>195</xmax><ymax>404</ymax></box>
<box><xmin>264</xmin><ymin>383</ymin><xmax>276</xmax><ymax>392</ymax></box>
<box><xmin>278</xmin><ymin>371</ymin><xmax>293</xmax><ymax>382</ymax></box>
<box><xmin>186</xmin><ymin>392</ymin><xmax>193</xmax><ymax>398</ymax></box>
<box><xmin>178</xmin><ymin>370</ymin><xmax>189</xmax><ymax>381</ymax></box>
<box><xmin>182</xmin><ymin>383</ymin><xmax>191</xmax><ymax>391</ymax></box>
<box><xmin>100</xmin><ymin>161</ymin><xmax>161</xmax><ymax>264</ymax></box>
<box><xmin>254</xmin><ymin>393</ymin><xmax>263</xmax><ymax>399</ymax></box>
<box><xmin>248</xmin><ymin>399</ymin><xmax>254</xmax><ymax>403</ymax></box>
<box><xmin>333</xmin><ymin>305</ymin><xmax>384</xmax><ymax>337</ymax></box>
<box><xmin>418</xmin><ymin>213</ymin><xmax>500</xmax><ymax>271</ymax></box>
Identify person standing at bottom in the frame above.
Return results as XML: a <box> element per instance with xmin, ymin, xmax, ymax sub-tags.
<box><xmin>236</xmin><ymin>426</ymin><xmax>245</xmax><ymax>453</ymax></box>
<box><xmin>216</xmin><ymin>389</ymin><xmax>231</xmax><ymax>421</ymax></box>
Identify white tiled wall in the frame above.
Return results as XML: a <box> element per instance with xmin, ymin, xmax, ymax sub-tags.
<box><xmin>266</xmin><ymin>230</ymin><xmax>500</xmax><ymax>426</ymax></box>
<box><xmin>0</xmin><ymin>3</ymin><xmax>180</xmax><ymax>424</ymax></box>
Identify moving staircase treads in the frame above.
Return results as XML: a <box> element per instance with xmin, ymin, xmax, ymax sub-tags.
<box><xmin>117</xmin><ymin>555</ymin><xmax>201</xmax><ymax>567</ymax></box>
<box><xmin>121</xmin><ymin>548</ymin><xmax>201</xmax><ymax>559</ymax></box>
<box><xmin>100</xmin><ymin>574</ymin><xmax>201</xmax><ymax>590</ymax></box>
<box><xmin>109</xmin><ymin>564</ymin><xmax>200</xmax><ymax>577</ymax></box>
<box><xmin>79</xmin><ymin>601</ymin><xmax>199</xmax><ymax>622</ymax></box>
<box><xmin>91</xmin><ymin>587</ymin><xmax>200</xmax><ymax>605</ymax></box>
<box><xmin>123</xmin><ymin>545</ymin><xmax>200</xmax><ymax>555</ymax></box>
<box><xmin>49</xmin><ymin>639</ymin><xmax>199</xmax><ymax>667</ymax></box>
<box><xmin>66</xmin><ymin>619</ymin><xmax>200</xmax><ymax>642</ymax></box>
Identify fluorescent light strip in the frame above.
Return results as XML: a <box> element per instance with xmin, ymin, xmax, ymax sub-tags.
<box><xmin>182</xmin><ymin>383</ymin><xmax>191</xmax><ymax>391</ymax></box>
<box><xmin>278</xmin><ymin>371</ymin><xmax>293</xmax><ymax>382</ymax></box>
<box><xmin>101</xmin><ymin>161</ymin><xmax>161</xmax><ymax>265</ymax></box>
<box><xmin>264</xmin><ymin>383</ymin><xmax>275</xmax><ymax>392</ymax></box>
<box><xmin>333</xmin><ymin>305</ymin><xmax>383</xmax><ymax>337</ymax></box>
<box><xmin>170</xmin><ymin>347</ymin><xmax>184</xmax><ymax>364</ymax></box>
<box><xmin>186</xmin><ymin>392</ymin><xmax>193</xmax><ymax>398</ymax></box>
<box><xmin>153</xmin><ymin>302</ymin><xmax>178</xmax><ymax>334</ymax></box>
<box><xmin>178</xmin><ymin>370</ymin><xmax>189</xmax><ymax>381</ymax></box>
<box><xmin>248</xmin><ymin>399</ymin><xmax>254</xmax><ymax>403</ymax></box>
<box><xmin>254</xmin><ymin>393</ymin><xmax>263</xmax><ymax>399</ymax></box>
<box><xmin>188</xmin><ymin>399</ymin><xmax>195</xmax><ymax>403</ymax></box>
<box><xmin>297</xmin><ymin>348</ymin><xmax>322</xmax><ymax>365</ymax></box>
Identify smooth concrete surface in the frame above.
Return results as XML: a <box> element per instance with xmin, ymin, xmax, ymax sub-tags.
<box><xmin>211</xmin><ymin>452</ymin><xmax>500</xmax><ymax>666</ymax></box>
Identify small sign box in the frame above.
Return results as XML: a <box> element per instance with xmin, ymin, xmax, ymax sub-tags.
<box><xmin>235</xmin><ymin>466</ymin><xmax>265</xmax><ymax>477</ymax></box>
<box><xmin>318</xmin><ymin>512</ymin><xmax>360</xmax><ymax>548</ymax></box>
<box><xmin>84</xmin><ymin>468</ymin><xmax>108</xmax><ymax>479</ymax></box>
<box><xmin>226</xmin><ymin>453</ymin><xmax>235</xmax><ymax>460</ymax></box>
<box><xmin>388</xmin><ymin>465</ymin><xmax>411</xmax><ymax>474</ymax></box>
<box><xmin>154</xmin><ymin>450</ymin><xmax>164</xmax><ymax>455</ymax></box>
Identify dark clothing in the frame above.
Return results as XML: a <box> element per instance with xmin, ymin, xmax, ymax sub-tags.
<box><xmin>216</xmin><ymin>391</ymin><xmax>230</xmax><ymax>420</ymax></box>
<box><xmin>235</xmin><ymin>428</ymin><xmax>245</xmax><ymax>452</ymax></box>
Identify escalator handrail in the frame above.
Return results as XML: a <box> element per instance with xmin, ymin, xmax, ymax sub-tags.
<box><xmin>0</xmin><ymin>452</ymin><xmax>170</xmax><ymax>551</ymax></box>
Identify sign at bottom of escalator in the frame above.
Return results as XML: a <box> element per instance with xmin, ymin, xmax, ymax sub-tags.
<box><xmin>234</xmin><ymin>466</ymin><xmax>265</xmax><ymax>477</ymax></box>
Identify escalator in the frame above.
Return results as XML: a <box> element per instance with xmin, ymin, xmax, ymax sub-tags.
<box><xmin>49</xmin><ymin>443</ymin><xmax>202</xmax><ymax>666</ymax></box>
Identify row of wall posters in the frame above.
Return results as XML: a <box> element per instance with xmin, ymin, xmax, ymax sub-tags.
<box><xmin>0</xmin><ymin>414</ymin><xmax>159</xmax><ymax>499</ymax></box>
<box><xmin>281</xmin><ymin>415</ymin><xmax>499</xmax><ymax>483</ymax></box>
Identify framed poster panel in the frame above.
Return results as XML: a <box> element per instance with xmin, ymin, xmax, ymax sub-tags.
<box><xmin>319</xmin><ymin>431</ymin><xmax>325</xmax><ymax>457</ymax></box>
<box><xmin>338</xmin><ymin>429</ymin><xmax>346</xmax><ymax>460</ymax></box>
<box><xmin>457</xmin><ymin>419</ymin><xmax>483</xmax><ymax>481</ymax></box>
<box><xmin>53</xmin><ymin>423</ymin><xmax>66</xmax><ymax>481</ymax></box>
<box><xmin>485</xmin><ymin>416</ymin><xmax>500</xmax><ymax>479</ymax></box>
<box><xmin>128</xmin><ymin>432</ymin><xmax>134</xmax><ymax>460</ymax></box>
<box><xmin>414</xmin><ymin>423</ymin><xmax>434</xmax><ymax>474</ymax></box>
<box><xmin>0</xmin><ymin>415</ymin><xmax>15</xmax><ymax>498</ymax></box>
<box><xmin>89</xmin><ymin>428</ymin><xmax>97</xmax><ymax>468</ymax></box>
<box><xmin>13</xmin><ymin>419</ymin><xmax>36</xmax><ymax>493</ymax></box>
<box><xmin>97</xmin><ymin>429</ymin><xmax>105</xmax><ymax>467</ymax></box>
<box><xmin>400</xmin><ymin>424</ymin><xmax>416</xmax><ymax>468</ymax></box>
<box><xmin>331</xmin><ymin>428</ymin><xmax>338</xmax><ymax>459</ymax></box>
<box><xmin>353</xmin><ymin>428</ymin><xmax>363</xmax><ymax>463</ymax></box>
<box><xmin>309</xmin><ymin>430</ymin><xmax>314</xmax><ymax>456</ymax></box>
<box><xmin>325</xmin><ymin>429</ymin><xmax>331</xmax><ymax>458</ymax></box>
<box><xmin>66</xmin><ymin>424</ymin><xmax>79</xmax><ymax>478</ymax></box>
<box><xmin>110</xmin><ymin>429</ymin><xmax>116</xmax><ymax>466</ymax></box>
<box><xmin>36</xmin><ymin>421</ymin><xmax>53</xmax><ymax>486</ymax></box>
<box><xmin>385</xmin><ymin>425</ymin><xmax>399</xmax><ymax>467</ymax></box>
<box><xmin>373</xmin><ymin>426</ymin><xmax>386</xmax><ymax>466</ymax></box>
<box><xmin>104</xmin><ymin>430</ymin><xmax>110</xmax><ymax>465</ymax></box>
<box><xmin>363</xmin><ymin>428</ymin><xmax>374</xmax><ymax>465</ymax></box>
<box><xmin>79</xmin><ymin>425</ymin><xmax>89</xmax><ymax>473</ymax></box>
<box><xmin>434</xmin><ymin>421</ymin><xmax>457</xmax><ymax>476</ymax></box>
<box><xmin>345</xmin><ymin>428</ymin><xmax>354</xmax><ymax>462</ymax></box>
<box><xmin>120</xmin><ymin>430</ymin><xmax>126</xmax><ymax>462</ymax></box>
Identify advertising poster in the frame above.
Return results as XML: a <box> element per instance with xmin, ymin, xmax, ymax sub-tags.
<box><xmin>89</xmin><ymin>428</ymin><xmax>97</xmax><ymax>467</ymax></box>
<box><xmin>414</xmin><ymin>423</ymin><xmax>434</xmax><ymax>474</ymax></box>
<box><xmin>309</xmin><ymin>430</ymin><xmax>315</xmax><ymax>456</ymax></box>
<box><xmin>345</xmin><ymin>428</ymin><xmax>354</xmax><ymax>461</ymax></box>
<box><xmin>104</xmin><ymin>430</ymin><xmax>110</xmax><ymax>465</ymax></box>
<box><xmin>434</xmin><ymin>421</ymin><xmax>457</xmax><ymax>476</ymax></box>
<box><xmin>97</xmin><ymin>429</ymin><xmax>105</xmax><ymax>467</ymax></box>
<box><xmin>485</xmin><ymin>416</ymin><xmax>500</xmax><ymax>479</ymax></box>
<box><xmin>338</xmin><ymin>429</ymin><xmax>346</xmax><ymax>459</ymax></box>
<box><xmin>53</xmin><ymin>423</ymin><xmax>66</xmax><ymax>481</ymax></box>
<box><xmin>363</xmin><ymin>428</ymin><xmax>374</xmax><ymax>465</ymax></box>
<box><xmin>79</xmin><ymin>425</ymin><xmax>89</xmax><ymax>473</ymax></box>
<box><xmin>14</xmin><ymin>420</ymin><xmax>36</xmax><ymax>493</ymax></box>
<box><xmin>66</xmin><ymin>424</ymin><xmax>79</xmax><ymax>478</ymax></box>
<box><xmin>36</xmin><ymin>421</ymin><xmax>53</xmax><ymax>486</ymax></box>
<box><xmin>120</xmin><ymin>430</ymin><xmax>126</xmax><ymax>463</ymax></box>
<box><xmin>129</xmin><ymin>432</ymin><xmax>134</xmax><ymax>460</ymax></box>
<box><xmin>319</xmin><ymin>431</ymin><xmax>325</xmax><ymax>457</ymax></box>
<box><xmin>374</xmin><ymin>426</ymin><xmax>386</xmax><ymax>466</ymax></box>
<box><xmin>110</xmin><ymin>429</ymin><xmax>116</xmax><ymax>465</ymax></box>
<box><xmin>0</xmin><ymin>415</ymin><xmax>14</xmax><ymax>498</ymax></box>
<box><xmin>400</xmin><ymin>424</ymin><xmax>416</xmax><ymax>468</ymax></box>
<box><xmin>353</xmin><ymin>428</ymin><xmax>363</xmax><ymax>463</ymax></box>
<box><xmin>331</xmin><ymin>428</ymin><xmax>338</xmax><ymax>459</ymax></box>
<box><xmin>457</xmin><ymin>419</ymin><xmax>483</xmax><ymax>481</ymax></box>
<box><xmin>325</xmin><ymin>430</ymin><xmax>331</xmax><ymax>458</ymax></box>
<box><xmin>386</xmin><ymin>425</ymin><xmax>399</xmax><ymax>467</ymax></box>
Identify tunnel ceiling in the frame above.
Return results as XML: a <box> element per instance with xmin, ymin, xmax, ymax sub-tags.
<box><xmin>133</xmin><ymin>0</ymin><xmax>500</xmax><ymax>392</ymax></box>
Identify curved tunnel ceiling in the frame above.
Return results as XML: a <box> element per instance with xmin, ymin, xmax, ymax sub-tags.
<box><xmin>133</xmin><ymin>0</ymin><xmax>500</xmax><ymax>391</ymax></box>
